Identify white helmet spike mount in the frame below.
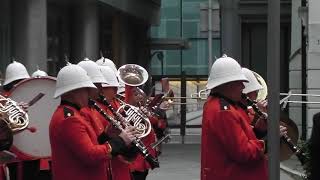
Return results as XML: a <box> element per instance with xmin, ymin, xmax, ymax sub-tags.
<box><xmin>206</xmin><ymin>55</ymin><xmax>248</xmax><ymax>90</ymax></box>
<box><xmin>96</xmin><ymin>57</ymin><xmax>118</xmax><ymax>75</ymax></box>
<box><xmin>32</xmin><ymin>66</ymin><xmax>48</xmax><ymax>78</ymax></box>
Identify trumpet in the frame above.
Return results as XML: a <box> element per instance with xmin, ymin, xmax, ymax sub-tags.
<box><xmin>241</xmin><ymin>94</ymin><xmax>307</xmax><ymax>164</ymax></box>
<box><xmin>88</xmin><ymin>99</ymin><xmax>159</xmax><ymax>169</ymax></box>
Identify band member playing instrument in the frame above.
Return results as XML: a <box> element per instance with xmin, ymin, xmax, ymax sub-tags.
<box><xmin>125</xmin><ymin>85</ymin><xmax>158</xmax><ymax>180</ymax></box>
<box><xmin>79</xmin><ymin>59</ymin><xmax>137</xmax><ymax>180</ymax></box>
<box><xmin>113</xmin><ymin>64</ymin><xmax>158</xmax><ymax>180</ymax></box>
<box><xmin>49</xmin><ymin>63</ymin><xmax>136</xmax><ymax>180</ymax></box>
<box><xmin>2</xmin><ymin>61</ymin><xmax>30</xmax><ymax>96</ymax></box>
<box><xmin>201</xmin><ymin>55</ymin><xmax>268</xmax><ymax>180</ymax></box>
<box><xmin>0</xmin><ymin>61</ymin><xmax>40</xmax><ymax>180</ymax></box>
<box><xmin>97</xmin><ymin>65</ymin><xmax>135</xmax><ymax>180</ymax></box>
<box><xmin>241</xmin><ymin>67</ymin><xmax>268</xmax><ymax>134</ymax></box>
<box><xmin>241</xmin><ymin>68</ymin><xmax>288</xmax><ymax>138</ymax></box>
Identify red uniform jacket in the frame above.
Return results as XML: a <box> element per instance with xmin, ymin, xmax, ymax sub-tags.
<box><xmin>98</xmin><ymin>99</ymin><xmax>132</xmax><ymax>180</ymax></box>
<box><xmin>201</xmin><ymin>94</ymin><xmax>268</xmax><ymax>180</ymax></box>
<box><xmin>49</xmin><ymin>102</ymin><xmax>112</xmax><ymax>180</ymax></box>
<box><xmin>129</xmin><ymin>124</ymin><xmax>157</xmax><ymax>172</ymax></box>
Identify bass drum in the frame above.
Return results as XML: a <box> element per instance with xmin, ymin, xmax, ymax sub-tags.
<box><xmin>8</xmin><ymin>77</ymin><xmax>60</xmax><ymax>159</ymax></box>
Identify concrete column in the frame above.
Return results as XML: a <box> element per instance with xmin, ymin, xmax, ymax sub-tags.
<box><xmin>219</xmin><ymin>0</ymin><xmax>241</xmax><ymax>61</ymax></box>
<box><xmin>0</xmin><ymin>0</ymin><xmax>11</xmax><ymax>75</ymax></box>
<box><xmin>307</xmin><ymin>0</ymin><xmax>320</xmax><ymax>138</ymax></box>
<box><xmin>72</xmin><ymin>1</ymin><xmax>99</xmax><ymax>62</ymax></box>
<box><xmin>12</xmin><ymin>0</ymin><xmax>47</xmax><ymax>72</ymax></box>
<box><xmin>288</xmin><ymin>0</ymin><xmax>302</xmax><ymax>137</ymax></box>
<box><xmin>112</xmin><ymin>14</ymin><xmax>130</xmax><ymax>66</ymax></box>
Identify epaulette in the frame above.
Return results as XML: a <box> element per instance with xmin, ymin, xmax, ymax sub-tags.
<box><xmin>64</xmin><ymin>107</ymin><xmax>74</xmax><ymax>118</ymax></box>
<box><xmin>219</xmin><ymin>98</ymin><xmax>230</xmax><ymax>110</ymax></box>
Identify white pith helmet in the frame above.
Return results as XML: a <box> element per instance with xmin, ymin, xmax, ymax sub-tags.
<box><xmin>4</xmin><ymin>61</ymin><xmax>30</xmax><ymax>85</ymax></box>
<box><xmin>54</xmin><ymin>64</ymin><xmax>96</xmax><ymax>98</ymax></box>
<box><xmin>78</xmin><ymin>58</ymin><xmax>107</xmax><ymax>84</ymax></box>
<box><xmin>206</xmin><ymin>55</ymin><xmax>248</xmax><ymax>90</ymax></box>
<box><xmin>99</xmin><ymin>66</ymin><xmax>120</xmax><ymax>87</ymax></box>
<box><xmin>32</xmin><ymin>68</ymin><xmax>48</xmax><ymax>78</ymax></box>
<box><xmin>96</xmin><ymin>57</ymin><xmax>118</xmax><ymax>75</ymax></box>
<box><xmin>242</xmin><ymin>68</ymin><xmax>263</xmax><ymax>94</ymax></box>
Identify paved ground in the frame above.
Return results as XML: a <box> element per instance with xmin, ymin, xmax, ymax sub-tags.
<box><xmin>148</xmin><ymin>144</ymin><xmax>296</xmax><ymax>180</ymax></box>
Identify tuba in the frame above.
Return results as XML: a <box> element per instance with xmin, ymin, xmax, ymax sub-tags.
<box><xmin>117</xmin><ymin>64</ymin><xmax>148</xmax><ymax>87</ymax></box>
<box><xmin>112</xmin><ymin>96</ymin><xmax>152</xmax><ymax>138</ymax></box>
<box><xmin>114</xmin><ymin>64</ymin><xmax>152</xmax><ymax>138</ymax></box>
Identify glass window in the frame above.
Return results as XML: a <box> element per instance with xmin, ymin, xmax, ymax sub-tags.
<box><xmin>182</xmin><ymin>0</ymin><xmax>219</xmax><ymax>38</ymax></box>
<box><xmin>185</xmin><ymin>80</ymin><xmax>207</xmax><ymax>126</ymax></box>
<box><xmin>151</xmin><ymin>0</ymin><xmax>221</xmax><ymax>76</ymax></box>
<box><xmin>151</xmin><ymin>50</ymin><xmax>181</xmax><ymax>75</ymax></box>
<box><xmin>182</xmin><ymin>39</ymin><xmax>220</xmax><ymax>75</ymax></box>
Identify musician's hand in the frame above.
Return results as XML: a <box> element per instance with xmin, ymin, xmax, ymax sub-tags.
<box><xmin>280</xmin><ymin>125</ymin><xmax>288</xmax><ymax>137</ymax></box>
<box><xmin>119</xmin><ymin>126</ymin><xmax>138</xmax><ymax>146</ymax></box>
<box><xmin>254</xmin><ymin>116</ymin><xmax>268</xmax><ymax>132</ymax></box>
<box><xmin>18</xmin><ymin>102</ymin><xmax>29</xmax><ymax>112</ymax></box>
<box><xmin>257</xmin><ymin>99</ymin><xmax>268</xmax><ymax>113</ymax></box>
<box><xmin>159</xmin><ymin>101</ymin><xmax>170</xmax><ymax>110</ymax></box>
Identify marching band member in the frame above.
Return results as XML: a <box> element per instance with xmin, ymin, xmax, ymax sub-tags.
<box><xmin>241</xmin><ymin>68</ymin><xmax>287</xmax><ymax>139</ymax></box>
<box><xmin>124</xmin><ymin>85</ymin><xmax>157</xmax><ymax>180</ymax></box>
<box><xmin>49</xmin><ymin>63</ymin><xmax>135</xmax><ymax>180</ymax></box>
<box><xmin>79</xmin><ymin>59</ymin><xmax>137</xmax><ymax>180</ymax></box>
<box><xmin>31</xmin><ymin>67</ymin><xmax>48</xmax><ymax>78</ymax></box>
<box><xmin>97</xmin><ymin>65</ymin><xmax>134</xmax><ymax>180</ymax></box>
<box><xmin>1</xmin><ymin>61</ymin><xmax>40</xmax><ymax>180</ymax></box>
<box><xmin>114</xmin><ymin>64</ymin><xmax>158</xmax><ymax>180</ymax></box>
<box><xmin>2</xmin><ymin>61</ymin><xmax>30</xmax><ymax>96</ymax></box>
<box><xmin>96</xmin><ymin>57</ymin><xmax>125</xmax><ymax>94</ymax></box>
<box><xmin>241</xmin><ymin>68</ymin><xmax>266</xmax><ymax>130</ymax></box>
<box><xmin>201</xmin><ymin>55</ymin><xmax>268</xmax><ymax>180</ymax></box>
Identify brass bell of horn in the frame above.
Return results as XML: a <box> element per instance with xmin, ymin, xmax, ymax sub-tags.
<box><xmin>117</xmin><ymin>64</ymin><xmax>149</xmax><ymax>87</ymax></box>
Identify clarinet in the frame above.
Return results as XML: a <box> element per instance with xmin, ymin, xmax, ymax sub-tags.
<box><xmin>90</xmin><ymin>98</ymin><xmax>159</xmax><ymax>169</ymax></box>
<box><xmin>241</xmin><ymin>94</ymin><xmax>307</xmax><ymax>165</ymax></box>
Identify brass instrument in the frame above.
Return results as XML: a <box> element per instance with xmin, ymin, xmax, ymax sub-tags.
<box><xmin>88</xmin><ymin>99</ymin><xmax>159</xmax><ymax>169</ymax></box>
<box><xmin>99</xmin><ymin>95</ymin><xmax>152</xmax><ymax>139</ymax></box>
<box><xmin>252</xmin><ymin>71</ymin><xmax>268</xmax><ymax>102</ymax></box>
<box><xmin>0</xmin><ymin>95</ymin><xmax>29</xmax><ymax>132</ymax></box>
<box><xmin>118</xmin><ymin>64</ymin><xmax>149</xmax><ymax>87</ymax></box>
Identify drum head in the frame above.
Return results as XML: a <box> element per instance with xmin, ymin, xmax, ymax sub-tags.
<box><xmin>8</xmin><ymin>77</ymin><xmax>60</xmax><ymax>159</ymax></box>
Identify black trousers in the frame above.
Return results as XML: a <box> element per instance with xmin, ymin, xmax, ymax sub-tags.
<box><xmin>131</xmin><ymin>170</ymin><xmax>149</xmax><ymax>180</ymax></box>
<box><xmin>7</xmin><ymin>160</ymin><xmax>39</xmax><ymax>180</ymax></box>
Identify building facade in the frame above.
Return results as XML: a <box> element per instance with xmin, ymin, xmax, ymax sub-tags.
<box><xmin>0</xmin><ymin>0</ymin><xmax>161</xmax><ymax>76</ymax></box>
